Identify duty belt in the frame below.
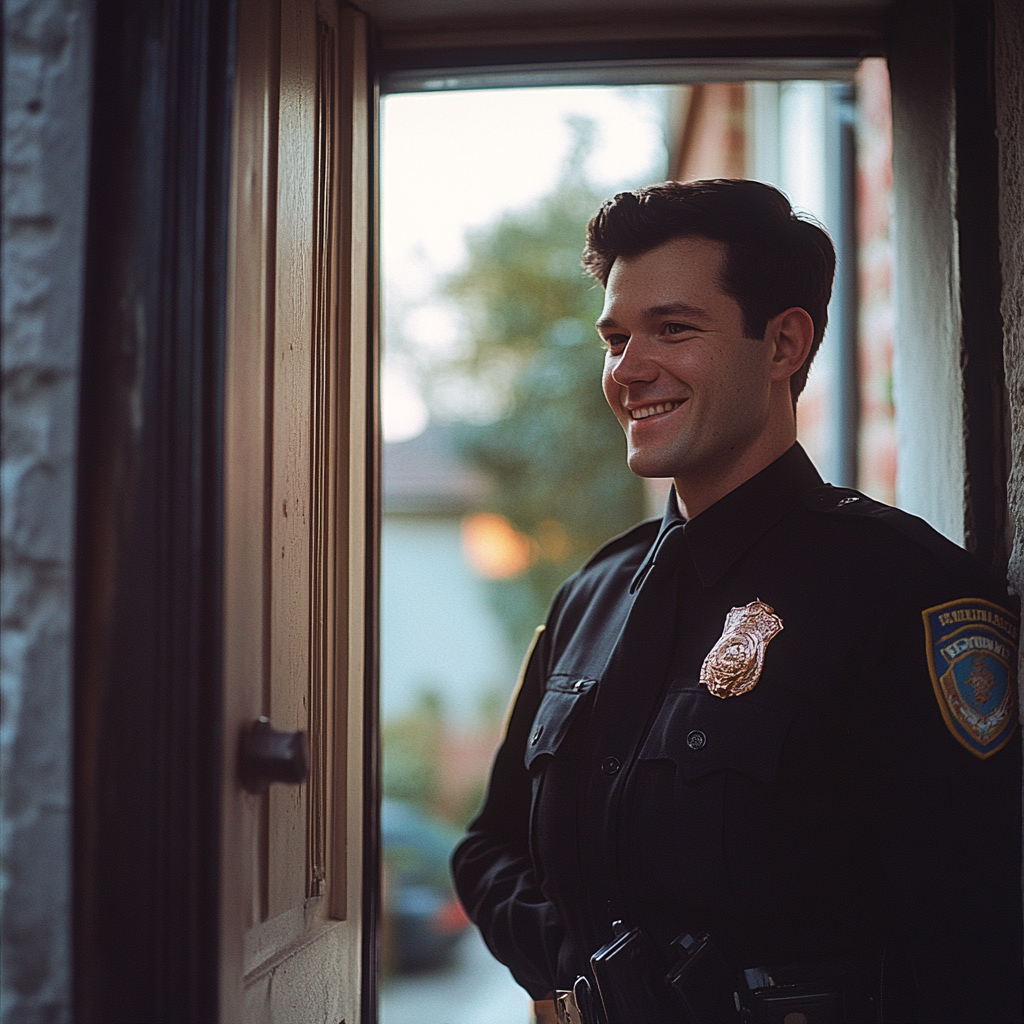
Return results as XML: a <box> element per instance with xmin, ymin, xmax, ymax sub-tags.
<box><xmin>557</xmin><ymin>932</ymin><xmax>881</xmax><ymax>1024</ymax></box>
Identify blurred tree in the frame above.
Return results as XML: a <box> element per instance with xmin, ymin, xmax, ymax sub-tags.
<box><xmin>382</xmin><ymin>687</ymin><xmax>443</xmax><ymax>808</ymax></box>
<box><xmin>436</xmin><ymin>119</ymin><xmax>649</xmax><ymax>652</ymax></box>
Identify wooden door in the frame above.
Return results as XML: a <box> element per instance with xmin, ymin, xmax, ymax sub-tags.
<box><xmin>220</xmin><ymin>1</ymin><xmax>372</xmax><ymax>1020</ymax></box>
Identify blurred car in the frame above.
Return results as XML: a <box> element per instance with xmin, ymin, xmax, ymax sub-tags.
<box><xmin>381</xmin><ymin>799</ymin><xmax>472</xmax><ymax>973</ymax></box>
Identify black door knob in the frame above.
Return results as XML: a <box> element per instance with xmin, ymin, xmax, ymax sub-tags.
<box><xmin>239</xmin><ymin>717</ymin><xmax>310</xmax><ymax>793</ymax></box>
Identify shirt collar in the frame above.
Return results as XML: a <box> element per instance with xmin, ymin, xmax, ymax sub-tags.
<box><xmin>640</xmin><ymin>443</ymin><xmax>824</xmax><ymax>590</ymax></box>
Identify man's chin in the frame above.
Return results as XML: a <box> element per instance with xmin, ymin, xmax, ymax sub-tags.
<box><xmin>626</xmin><ymin>450</ymin><xmax>681</xmax><ymax>480</ymax></box>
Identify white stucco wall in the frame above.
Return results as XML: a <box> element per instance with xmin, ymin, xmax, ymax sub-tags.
<box><xmin>888</xmin><ymin>0</ymin><xmax>966</xmax><ymax>546</ymax></box>
<box><xmin>380</xmin><ymin>516</ymin><xmax>517</xmax><ymax>725</ymax></box>
<box><xmin>1</xmin><ymin>1</ymin><xmax>94</xmax><ymax>1019</ymax></box>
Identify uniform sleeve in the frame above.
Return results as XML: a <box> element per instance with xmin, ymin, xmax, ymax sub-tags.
<box><xmin>451</xmin><ymin>619</ymin><xmax>567</xmax><ymax>1000</ymax></box>
<box><xmin>853</xmin><ymin>602</ymin><xmax>1023</xmax><ymax>1022</ymax></box>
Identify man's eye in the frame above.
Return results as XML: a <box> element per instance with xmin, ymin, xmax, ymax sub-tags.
<box><xmin>602</xmin><ymin>334</ymin><xmax>628</xmax><ymax>351</ymax></box>
<box><xmin>665</xmin><ymin>322</ymin><xmax>693</xmax><ymax>336</ymax></box>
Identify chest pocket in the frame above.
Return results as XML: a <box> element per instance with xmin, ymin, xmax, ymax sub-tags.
<box><xmin>524</xmin><ymin>674</ymin><xmax>597</xmax><ymax>771</ymax></box>
<box><xmin>638</xmin><ymin>687</ymin><xmax>793</xmax><ymax>784</ymax></box>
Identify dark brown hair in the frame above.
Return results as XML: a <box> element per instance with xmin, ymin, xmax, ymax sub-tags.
<box><xmin>582</xmin><ymin>179</ymin><xmax>836</xmax><ymax>400</ymax></box>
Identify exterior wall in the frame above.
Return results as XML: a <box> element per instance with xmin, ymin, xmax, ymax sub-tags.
<box><xmin>996</xmin><ymin>0</ymin><xmax>1024</xmax><ymax>607</ymax></box>
<box><xmin>1</xmin><ymin>1</ymin><xmax>94</xmax><ymax>1020</ymax></box>
<box><xmin>888</xmin><ymin>0</ymin><xmax>965</xmax><ymax>545</ymax></box>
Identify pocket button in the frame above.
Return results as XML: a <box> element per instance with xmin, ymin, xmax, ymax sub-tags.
<box><xmin>601</xmin><ymin>756</ymin><xmax>621</xmax><ymax>776</ymax></box>
<box><xmin>686</xmin><ymin>730</ymin><xmax>707</xmax><ymax>751</ymax></box>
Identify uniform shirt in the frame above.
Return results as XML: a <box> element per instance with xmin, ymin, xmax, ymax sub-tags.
<box><xmin>452</xmin><ymin>444</ymin><xmax>1023</xmax><ymax>1021</ymax></box>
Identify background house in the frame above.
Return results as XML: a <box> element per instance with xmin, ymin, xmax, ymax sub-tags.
<box><xmin>663</xmin><ymin>61</ymin><xmax>896</xmax><ymax>505</ymax></box>
<box><xmin>381</xmin><ymin>427</ymin><xmax>518</xmax><ymax>825</ymax></box>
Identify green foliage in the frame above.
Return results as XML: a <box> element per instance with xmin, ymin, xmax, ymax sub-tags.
<box><xmin>381</xmin><ymin>686</ymin><xmax>502</xmax><ymax>829</ymax></box>
<box><xmin>382</xmin><ymin>687</ymin><xmax>443</xmax><ymax>808</ymax></box>
<box><xmin>438</xmin><ymin>127</ymin><xmax>648</xmax><ymax>651</ymax></box>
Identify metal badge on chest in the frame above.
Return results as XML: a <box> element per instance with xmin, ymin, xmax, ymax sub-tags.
<box><xmin>700</xmin><ymin>599</ymin><xmax>784</xmax><ymax>698</ymax></box>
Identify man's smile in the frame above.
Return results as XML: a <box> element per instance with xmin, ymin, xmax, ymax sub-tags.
<box><xmin>626</xmin><ymin>399</ymin><xmax>687</xmax><ymax>421</ymax></box>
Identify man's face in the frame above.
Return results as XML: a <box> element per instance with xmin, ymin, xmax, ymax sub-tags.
<box><xmin>598</xmin><ymin>235</ymin><xmax>776</xmax><ymax>484</ymax></box>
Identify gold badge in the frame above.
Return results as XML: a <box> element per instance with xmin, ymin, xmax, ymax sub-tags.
<box><xmin>700</xmin><ymin>599</ymin><xmax>783</xmax><ymax>698</ymax></box>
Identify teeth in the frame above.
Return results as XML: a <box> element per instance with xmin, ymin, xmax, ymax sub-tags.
<box><xmin>630</xmin><ymin>401</ymin><xmax>682</xmax><ymax>420</ymax></box>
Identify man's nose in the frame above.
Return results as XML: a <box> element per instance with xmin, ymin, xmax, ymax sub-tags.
<box><xmin>611</xmin><ymin>337</ymin><xmax>658</xmax><ymax>385</ymax></box>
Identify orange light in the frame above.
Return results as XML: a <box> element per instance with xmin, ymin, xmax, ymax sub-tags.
<box><xmin>461</xmin><ymin>513</ymin><xmax>536</xmax><ymax>579</ymax></box>
<box><xmin>536</xmin><ymin>519</ymin><xmax>571</xmax><ymax>563</ymax></box>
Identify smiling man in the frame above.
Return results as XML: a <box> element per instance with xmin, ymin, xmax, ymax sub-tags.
<box><xmin>452</xmin><ymin>180</ymin><xmax>1023</xmax><ymax>1023</ymax></box>
<box><xmin>596</xmin><ymin>230</ymin><xmax>814</xmax><ymax>519</ymax></box>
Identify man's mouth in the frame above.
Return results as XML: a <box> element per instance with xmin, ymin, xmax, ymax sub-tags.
<box><xmin>629</xmin><ymin>400</ymin><xmax>685</xmax><ymax>421</ymax></box>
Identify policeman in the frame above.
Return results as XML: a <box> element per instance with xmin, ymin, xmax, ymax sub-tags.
<box><xmin>451</xmin><ymin>180</ymin><xmax>1023</xmax><ymax>1023</ymax></box>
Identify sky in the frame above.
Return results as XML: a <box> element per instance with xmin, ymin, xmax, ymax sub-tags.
<box><xmin>379</xmin><ymin>85</ymin><xmax>673</xmax><ymax>441</ymax></box>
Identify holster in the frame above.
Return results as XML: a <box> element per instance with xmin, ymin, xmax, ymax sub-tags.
<box><xmin>665</xmin><ymin>932</ymin><xmax>742</xmax><ymax>1023</ymax></box>
<box><xmin>737</xmin><ymin>954</ymin><xmax>881</xmax><ymax>1024</ymax></box>
<box><xmin>589</xmin><ymin>924</ymin><xmax>676</xmax><ymax>1023</ymax></box>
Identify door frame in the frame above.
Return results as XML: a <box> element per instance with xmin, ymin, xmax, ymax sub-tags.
<box><xmin>368</xmin><ymin>1</ymin><xmax>1011</xmax><ymax>1015</ymax></box>
<box><xmin>74</xmin><ymin>0</ymin><xmax>236</xmax><ymax>1020</ymax></box>
<box><xmin>373</xmin><ymin>0</ymin><xmax>1009</xmax><ymax>568</ymax></box>
<box><xmin>72</xmin><ymin>1</ymin><xmax>1009</xmax><ymax>1021</ymax></box>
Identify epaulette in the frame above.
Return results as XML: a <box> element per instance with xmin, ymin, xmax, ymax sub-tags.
<box><xmin>802</xmin><ymin>485</ymin><xmax>973</xmax><ymax>575</ymax></box>
<box><xmin>577</xmin><ymin>516</ymin><xmax>661</xmax><ymax>574</ymax></box>
<box><xmin>808</xmin><ymin>486</ymin><xmax>1017</xmax><ymax>759</ymax></box>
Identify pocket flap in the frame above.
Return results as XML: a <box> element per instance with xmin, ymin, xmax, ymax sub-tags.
<box><xmin>638</xmin><ymin>689</ymin><xmax>792</xmax><ymax>784</ymax></box>
<box><xmin>524</xmin><ymin>676</ymin><xmax>597</xmax><ymax>770</ymax></box>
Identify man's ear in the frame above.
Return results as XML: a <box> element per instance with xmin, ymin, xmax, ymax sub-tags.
<box><xmin>767</xmin><ymin>307</ymin><xmax>815</xmax><ymax>384</ymax></box>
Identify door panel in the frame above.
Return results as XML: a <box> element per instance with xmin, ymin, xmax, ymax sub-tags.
<box><xmin>222</xmin><ymin>1</ymin><xmax>370</xmax><ymax>1020</ymax></box>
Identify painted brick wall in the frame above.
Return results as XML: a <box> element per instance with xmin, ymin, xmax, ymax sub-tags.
<box><xmin>1</xmin><ymin>1</ymin><xmax>94</xmax><ymax>1020</ymax></box>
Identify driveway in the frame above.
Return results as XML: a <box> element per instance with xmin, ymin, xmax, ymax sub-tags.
<box><xmin>381</xmin><ymin>927</ymin><xmax>531</xmax><ymax>1024</ymax></box>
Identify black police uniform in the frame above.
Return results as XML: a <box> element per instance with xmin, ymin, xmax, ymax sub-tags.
<box><xmin>452</xmin><ymin>443</ymin><xmax>1023</xmax><ymax>1022</ymax></box>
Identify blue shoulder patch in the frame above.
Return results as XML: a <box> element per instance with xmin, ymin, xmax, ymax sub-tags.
<box><xmin>922</xmin><ymin>599</ymin><xmax>1019</xmax><ymax>759</ymax></box>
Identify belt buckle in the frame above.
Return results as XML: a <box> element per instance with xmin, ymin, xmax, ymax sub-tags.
<box><xmin>554</xmin><ymin>988</ymin><xmax>584</xmax><ymax>1024</ymax></box>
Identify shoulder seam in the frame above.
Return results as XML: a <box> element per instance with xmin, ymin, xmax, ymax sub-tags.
<box><xmin>803</xmin><ymin>485</ymin><xmax>978</xmax><ymax>574</ymax></box>
<box><xmin>578</xmin><ymin>517</ymin><xmax>660</xmax><ymax>573</ymax></box>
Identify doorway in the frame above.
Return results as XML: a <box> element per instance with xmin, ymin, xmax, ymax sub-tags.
<box><xmin>376</xmin><ymin>61</ymin><xmax>894</xmax><ymax>1023</ymax></box>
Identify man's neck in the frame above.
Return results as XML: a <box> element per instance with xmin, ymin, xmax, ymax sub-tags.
<box><xmin>674</xmin><ymin>433</ymin><xmax>797</xmax><ymax>520</ymax></box>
